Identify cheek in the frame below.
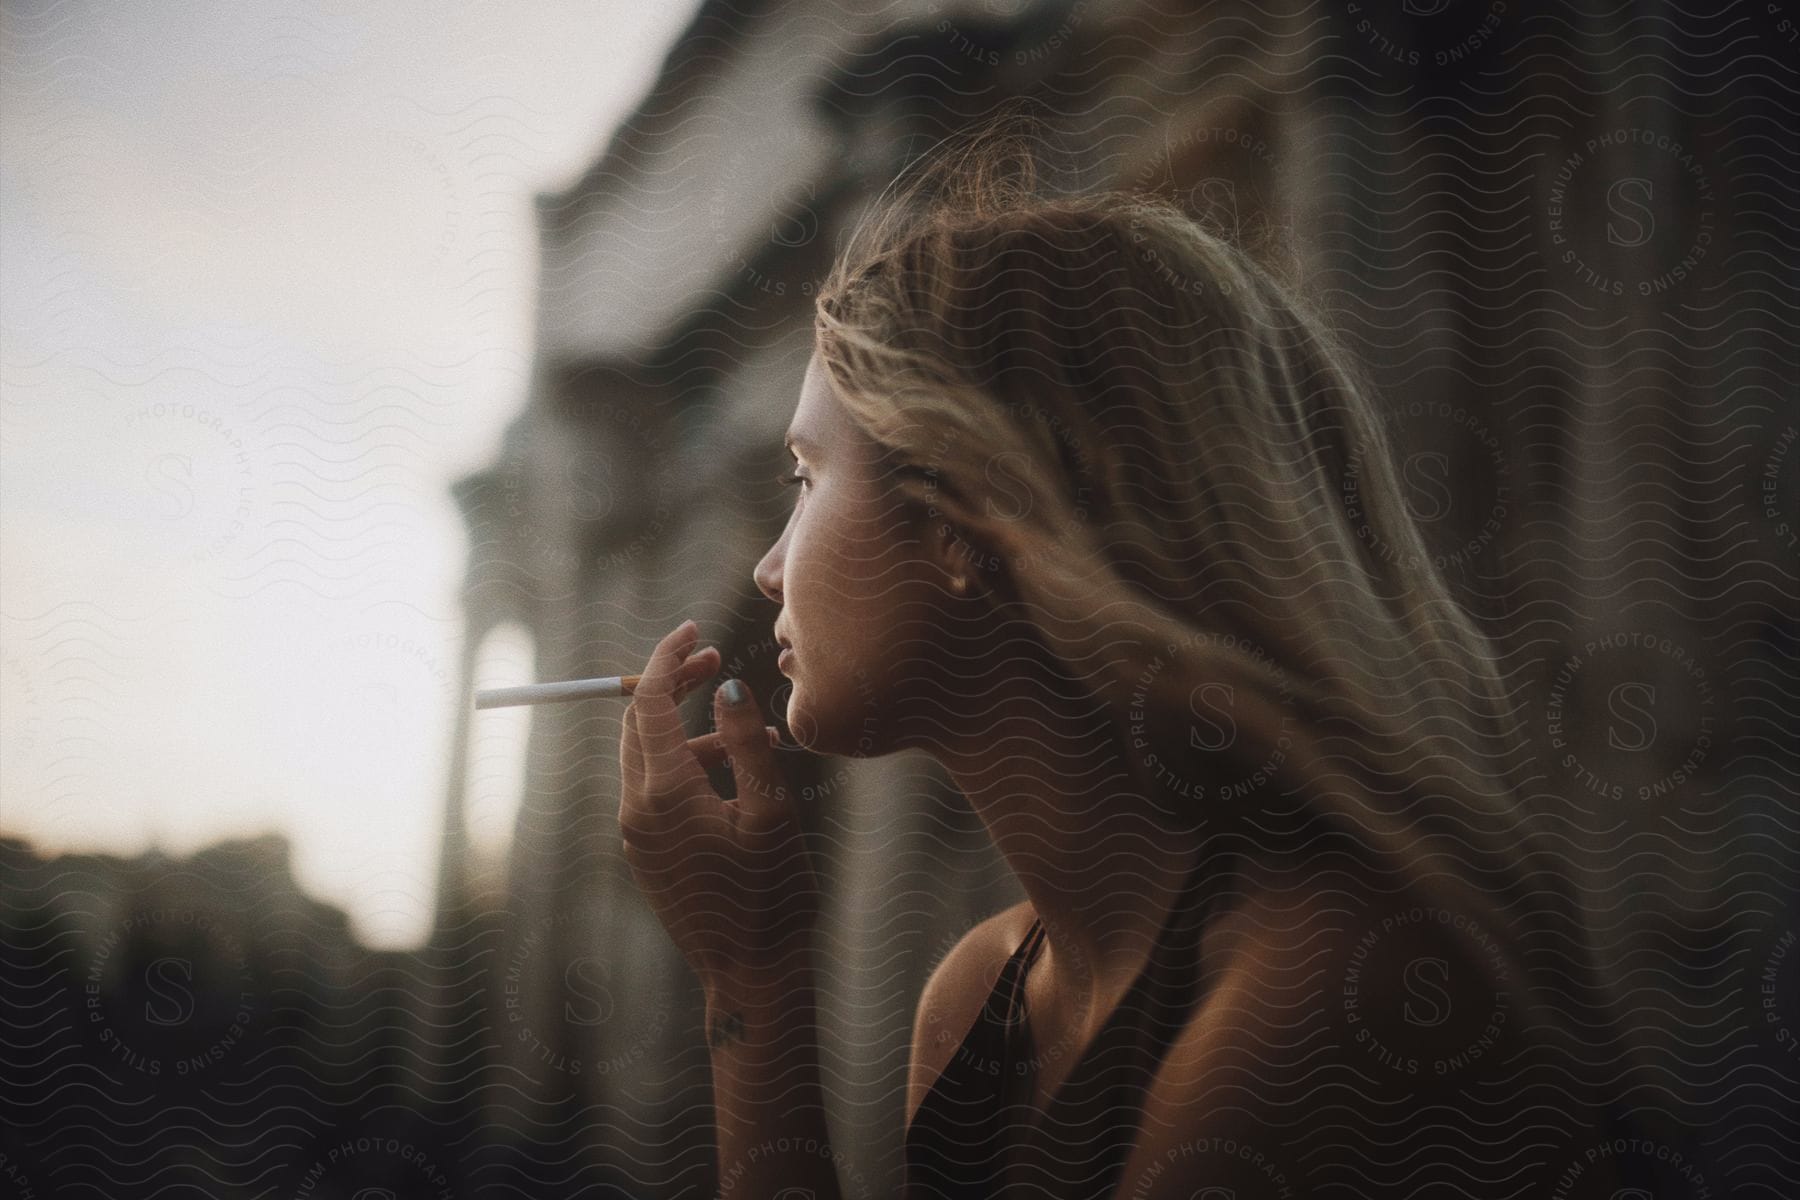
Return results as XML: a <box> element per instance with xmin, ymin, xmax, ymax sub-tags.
<box><xmin>782</xmin><ymin>506</ymin><xmax>825</xmax><ymax>605</ymax></box>
<box><xmin>780</xmin><ymin>507</ymin><xmax>859</xmax><ymax>659</ymax></box>
<box><xmin>789</xmin><ymin>496</ymin><xmax>863</xmax><ymax>602</ymax></box>
<box><xmin>787</xmin><ymin>485</ymin><xmax>923</xmax><ymax>630</ymax></box>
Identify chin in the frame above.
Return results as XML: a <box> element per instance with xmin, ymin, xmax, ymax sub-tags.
<box><xmin>782</xmin><ymin>685</ymin><xmax>826</xmax><ymax>751</ymax></box>
<box><xmin>781</xmin><ymin>680</ymin><xmax>876</xmax><ymax>758</ymax></box>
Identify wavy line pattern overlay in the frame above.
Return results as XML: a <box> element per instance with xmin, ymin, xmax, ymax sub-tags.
<box><xmin>3</xmin><ymin>1</ymin><xmax>1796</xmax><ymax>1198</ymax></box>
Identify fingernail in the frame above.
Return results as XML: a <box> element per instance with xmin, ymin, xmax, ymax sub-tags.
<box><xmin>720</xmin><ymin>678</ymin><xmax>747</xmax><ymax>707</ymax></box>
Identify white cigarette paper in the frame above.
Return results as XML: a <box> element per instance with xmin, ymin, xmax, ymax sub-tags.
<box><xmin>475</xmin><ymin>675</ymin><xmax>640</xmax><ymax>709</ymax></box>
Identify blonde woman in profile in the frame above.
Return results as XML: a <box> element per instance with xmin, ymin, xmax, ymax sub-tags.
<box><xmin>617</xmin><ymin>130</ymin><xmax>1619</xmax><ymax>1199</ymax></box>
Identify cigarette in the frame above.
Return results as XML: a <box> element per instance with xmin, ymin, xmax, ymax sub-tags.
<box><xmin>475</xmin><ymin>675</ymin><xmax>641</xmax><ymax>709</ymax></box>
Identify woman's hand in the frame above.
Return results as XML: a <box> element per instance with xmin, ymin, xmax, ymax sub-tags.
<box><xmin>618</xmin><ymin>619</ymin><xmax>823</xmax><ymax>996</ymax></box>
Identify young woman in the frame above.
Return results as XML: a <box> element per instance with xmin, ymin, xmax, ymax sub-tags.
<box><xmin>618</xmin><ymin>139</ymin><xmax>1616</xmax><ymax>1198</ymax></box>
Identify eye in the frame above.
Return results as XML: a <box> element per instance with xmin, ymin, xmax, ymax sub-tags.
<box><xmin>777</xmin><ymin>470</ymin><xmax>811</xmax><ymax>493</ymax></box>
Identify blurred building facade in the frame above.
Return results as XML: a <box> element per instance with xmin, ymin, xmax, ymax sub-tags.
<box><xmin>440</xmin><ymin>0</ymin><xmax>1799</xmax><ymax>1195</ymax></box>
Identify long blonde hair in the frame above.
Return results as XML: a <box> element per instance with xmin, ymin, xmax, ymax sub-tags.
<box><xmin>812</xmin><ymin>122</ymin><xmax>1575</xmax><ymax>993</ymax></box>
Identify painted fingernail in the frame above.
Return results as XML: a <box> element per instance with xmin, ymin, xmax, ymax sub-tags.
<box><xmin>720</xmin><ymin>678</ymin><xmax>748</xmax><ymax>707</ymax></box>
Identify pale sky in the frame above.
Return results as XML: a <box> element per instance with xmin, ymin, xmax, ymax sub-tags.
<box><xmin>0</xmin><ymin>0</ymin><xmax>703</xmax><ymax>947</ymax></box>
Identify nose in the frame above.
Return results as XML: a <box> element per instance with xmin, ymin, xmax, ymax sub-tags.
<box><xmin>753</xmin><ymin>527</ymin><xmax>786</xmax><ymax>605</ymax></box>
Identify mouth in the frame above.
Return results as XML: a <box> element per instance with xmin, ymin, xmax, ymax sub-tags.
<box><xmin>777</xmin><ymin>645</ymin><xmax>796</xmax><ymax>672</ymax></box>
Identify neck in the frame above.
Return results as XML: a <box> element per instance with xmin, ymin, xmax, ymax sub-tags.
<box><xmin>916</xmin><ymin>665</ymin><xmax>1214</xmax><ymax>1036</ymax></box>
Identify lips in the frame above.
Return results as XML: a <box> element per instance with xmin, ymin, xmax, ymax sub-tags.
<box><xmin>777</xmin><ymin>646</ymin><xmax>795</xmax><ymax>671</ymax></box>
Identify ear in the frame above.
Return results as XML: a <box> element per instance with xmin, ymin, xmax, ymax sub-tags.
<box><xmin>919</xmin><ymin>504</ymin><xmax>998</xmax><ymax>599</ymax></box>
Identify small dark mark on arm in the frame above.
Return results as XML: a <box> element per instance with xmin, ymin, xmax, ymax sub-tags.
<box><xmin>708</xmin><ymin>1009</ymin><xmax>745</xmax><ymax>1050</ymax></box>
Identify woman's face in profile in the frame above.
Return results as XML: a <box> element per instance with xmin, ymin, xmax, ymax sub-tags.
<box><xmin>753</xmin><ymin>350</ymin><xmax>946</xmax><ymax>755</ymax></box>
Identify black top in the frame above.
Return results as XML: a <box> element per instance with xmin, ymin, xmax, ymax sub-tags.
<box><xmin>903</xmin><ymin>863</ymin><xmax>1212</xmax><ymax>1199</ymax></box>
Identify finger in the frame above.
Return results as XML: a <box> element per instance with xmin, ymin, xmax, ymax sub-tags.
<box><xmin>621</xmin><ymin>644</ymin><xmax>712</xmax><ymax>782</ymax></box>
<box><xmin>620</xmin><ymin>699</ymin><xmax>643</xmax><ymax>785</ymax></box>
<box><xmin>622</xmin><ymin>640</ymin><xmax>723</xmax><ymax>831</ymax></box>
<box><xmin>688</xmin><ymin>725</ymin><xmax>784</xmax><ymax>770</ymax></box>
<box><xmin>713</xmin><ymin>679</ymin><xmax>790</xmax><ymax>825</ymax></box>
<box><xmin>670</xmin><ymin>645</ymin><xmax>720</xmax><ymax>702</ymax></box>
<box><xmin>631</xmin><ymin>620</ymin><xmax>702</xmax><ymax>767</ymax></box>
<box><xmin>623</xmin><ymin>646</ymin><xmax>715</xmax><ymax>720</ymax></box>
<box><xmin>625</xmin><ymin>631</ymin><xmax>712</xmax><ymax>704</ymax></box>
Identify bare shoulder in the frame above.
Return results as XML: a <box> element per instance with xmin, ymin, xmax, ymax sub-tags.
<box><xmin>1110</xmin><ymin>895</ymin><xmax>1336</xmax><ymax>1199</ymax></box>
<box><xmin>1112</xmin><ymin>879</ymin><xmax>1534</xmax><ymax>1199</ymax></box>
<box><xmin>905</xmin><ymin>899</ymin><xmax>1035</xmax><ymax>1130</ymax></box>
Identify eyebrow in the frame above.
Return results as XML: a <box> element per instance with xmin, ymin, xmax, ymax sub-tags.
<box><xmin>784</xmin><ymin>431</ymin><xmax>821</xmax><ymax>457</ymax></box>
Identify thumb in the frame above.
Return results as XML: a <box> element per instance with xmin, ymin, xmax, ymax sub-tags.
<box><xmin>714</xmin><ymin>677</ymin><xmax>792</xmax><ymax>827</ymax></box>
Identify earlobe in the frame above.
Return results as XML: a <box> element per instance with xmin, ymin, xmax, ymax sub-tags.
<box><xmin>915</xmin><ymin>500</ymin><xmax>999</xmax><ymax>601</ymax></box>
<box><xmin>927</xmin><ymin>515</ymin><xmax>979</xmax><ymax>595</ymax></box>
